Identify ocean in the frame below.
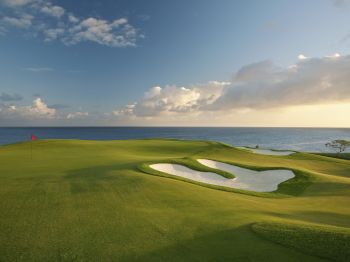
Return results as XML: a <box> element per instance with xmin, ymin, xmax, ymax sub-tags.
<box><xmin>0</xmin><ymin>127</ymin><xmax>350</xmax><ymax>152</ymax></box>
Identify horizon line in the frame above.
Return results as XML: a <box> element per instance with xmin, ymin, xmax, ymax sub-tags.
<box><xmin>0</xmin><ymin>126</ymin><xmax>350</xmax><ymax>129</ymax></box>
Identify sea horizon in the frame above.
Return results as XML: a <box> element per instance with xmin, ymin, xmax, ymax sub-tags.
<box><xmin>1</xmin><ymin>126</ymin><xmax>350</xmax><ymax>128</ymax></box>
<box><xmin>1</xmin><ymin>126</ymin><xmax>350</xmax><ymax>152</ymax></box>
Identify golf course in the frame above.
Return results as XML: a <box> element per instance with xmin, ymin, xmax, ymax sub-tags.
<box><xmin>1</xmin><ymin>138</ymin><xmax>350</xmax><ymax>261</ymax></box>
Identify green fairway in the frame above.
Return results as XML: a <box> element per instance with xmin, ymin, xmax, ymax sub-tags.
<box><xmin>0</xmin><ymin>139</ymin><xmax>350</xmax><ymax>261</ymax></box>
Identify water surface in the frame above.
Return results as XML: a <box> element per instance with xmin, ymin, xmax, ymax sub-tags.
<box><xmin>0</xmin><ymin>127</ymin><xmax>349</xmax><ymax>152</ymax></box>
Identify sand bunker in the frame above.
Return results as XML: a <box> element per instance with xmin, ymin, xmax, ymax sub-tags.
<box><xmin>237</xmin><ymin>147</ymin><xmax>295</xmax><ymax>156</ymax></box>
<box><xmin>149</xmin><ymin>159</ymin><xmax>294</xmax><ymax>192</ymax></box>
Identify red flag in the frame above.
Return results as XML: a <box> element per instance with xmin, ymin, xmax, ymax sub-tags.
<box><xmin>31</xmin><ymin>134</ymin><xmax>37</xmax><ymax>141</ymax></box>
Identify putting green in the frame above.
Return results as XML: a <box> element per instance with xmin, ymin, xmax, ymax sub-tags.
<box><xmin>0</xmin><ymin>139</ymin><xmax>350</xmax><ymax>261</ymax></box>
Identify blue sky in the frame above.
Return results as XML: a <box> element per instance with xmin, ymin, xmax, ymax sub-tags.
<box><xmin>1</xmin><ymin>0</ymin><xmax>350</xmax><ymax>126</ymax></box>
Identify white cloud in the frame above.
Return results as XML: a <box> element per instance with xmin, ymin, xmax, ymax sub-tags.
<box><xmin>40</xmin><ymin>4</ymin><xmax>65</xmax><ymax>18</ymax></box>
<box><xmin>0</xmin><ymin>96</ymin><xmax>96</xmax><ymax>125</ymax></box>
<box><xmin>3</xmin><ymin>52</ymin><xmax>350</xmax><ymax>126</ymax></box>
<box><xmin>0</xmin><ymin>97</ymin><xmax>56</xmax><ymax>120</ymax></box>
<box><xmin>115</xmin><ymin>81</ymin><xmax>229</xmax><ymax>117</ymax></box>
<box><xmin>325</xmin><ymin>53</ymin><xmax>341</xmax><ymax>58</ymax></box>
<box><xmin>0</xmin><ymin>0</ymin><xmax>35</xmax><ymax>7</ymax></box>
<box><xmin>115</xmin><ymin>54</ymin><xmax>350</xmax><ymax>120</ymax></box>
<box><xmin>43</xmin><ymin>28</ymin><xmax>65</xmax><ymax>41</ymax></box>
<box><xmin>113</xmin><ymin>104</ymin><xmax>136</xmax><ymax>117</ymax></box>
<box><xmin>29</xmin><ymin>97</ymin><xmax>56</xmax><ymax>117</ymax></box>
<box><xmin>298</xmin><ymin>54</ymin><xmax>308</xmax><ymax>60</ymax></box>
<box><xmin>65</xmin><ymin>17</ymin><xmax>137</xmax><ymax>47</ymax></box>
<box><xmin>66</xmin><ymin>111</ymin><xmax>89</xmax><ymax>119</ymax></box>
<box><xmin>68</xmin><ymin>14</ymin><xmax>79</xmax><ymax>23</ymax></box>
<box><xmin>0</xmin><ymin>0</ymin><xmax>141</xmax><ymax>47</ymax></box>
<box><xmin>209</xmin><ymin>54</ymin><xmax>350</xmax><ymax>110</ymax></box>
<box><xmin>2</xmin><ymin>14</ymin><xmax>33</xmax><ymax>28</ymax></box>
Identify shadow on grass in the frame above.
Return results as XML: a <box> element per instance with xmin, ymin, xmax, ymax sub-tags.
<box><xmin>124</xmin><ymin>224</ymin><xmax>320</xmax><ymax>262</ymax></box>
<box><xmin>291</xmin><ymin>211</ymin><xmax>350</xmax><ymax>228</ymax></box>
<box><xmin>261</xmin><ymin>210</ymin><xmax>350</xmax><ymax>229</ymax></box>
<box><xmin>63</xmin><ymin>163</ymin><xmax>142</xmax><ymax>194</ymax></box>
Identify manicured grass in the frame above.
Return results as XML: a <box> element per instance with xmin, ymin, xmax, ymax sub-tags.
<box><xmin>314</xmin><ymin>152</ymin><xmax>350</xmax><ymax>160</ymax></box>
<box><xmin>251</xmin><ymin>221</ymin><xmax>350</xmax><ymax>262</ymax></box>
<box><xmin>0</xmin><ymin>139</ymin><xmax>350</xmax><ymax>261</ymax></box>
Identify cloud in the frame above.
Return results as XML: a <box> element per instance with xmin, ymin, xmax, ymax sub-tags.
<box><xmin>64</xmin><ymin>17</ymin><xmax>137</xmax><ymax>47</ymax></box>
<box><xmin>68</xmin><ymin>14</ymin><xmax>79</xmax><ymax>23</ymax></box>
<box><xmin>2</xmin><ymin>52</ymin><xmax>350</xmax><ymax>126</ymax></box>
<box><xmin>2</xmin><ymin>14</ymin><xmax>33</xmax><ymax>28</ymax></box>
<box><xmin>0</xmin><ymin>0</ymin><xmax>35</xmax><ymax>7</ymax></box>
<box><xmin>0</xmin><ymin>97</ymin><xmax>56</xmax><ymax>121</ymax></box>
<box><xmin>325</xmin><ymin>53</ymin><xmax>341</xmax><ymax>58</ymax></box>
<box><xmin>29</xmin><ymin>97</ymin><xmax>56</xmax><ymax>117</ymax></box>
<box><xmin>115</xmin><ymin>53</ymin><xmax>350</xmax><ymax>119</ymax></box>
<box><xmin>209</xmin><ymin>53</ymin><xmax>350</xmax><ymax>111</ymax></box>
<box><xmin>0</xmin><ymin>96</ymin><xmax>93</xmax><ymax>125</ymax></box>
<box><xmin>0</xmin><ymin>0</ymin><xmax>142</xmax><ymax>47</ymax></box>
<box><xmin>234</xmin><ymin>60</ymin><xmax>274</xmax><ymax>82</ymax></box>
<box><xmin>66</xmin><ymin>111</ymin><xmax>89</xmax><ymax>119</ymax></box>
<box><xmin>0</xmin><ymin>92</ymin><xmax>22</xmax><ymax>101</ymax></box>
<box><xmin>114</xmin><ymin>81</ymin><xmax>229</xmax><ymax>117</ymax></box>
<box><xmin>24</xmin><ymin>67</ymin><xmax>54</xmax><ymax>72</ymax></box>
<box><xmin>298</xmin><ymin>54</ymin><xmax>308</xmax><ymax>60</ymax></box>
<box><xmin>43</xmin><ymin>28</ymin><xmax>65</xmax><ymax>41</ymax></box>
<box><xmin>40</xmin><ymin>4</ymin><xmax>65</xmax><ymax>18</ymax></box>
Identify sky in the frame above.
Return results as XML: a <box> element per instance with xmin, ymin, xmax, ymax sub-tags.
<box><xmin>1</xmin><ymin>0</ymin><xmax>350</xmax><ymax>127</ymax></box>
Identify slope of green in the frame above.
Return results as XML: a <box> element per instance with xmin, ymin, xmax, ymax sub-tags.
<box><xmin>0</xmin><ymin>139</ymin><xmax>350</xmax><ymax>261</ymax></box>
<box><xmin>314</xmin><ymin>152</ymin><xmax>350</xmax><ymax>161</ymax></box>
<box><xmin>251</xmin><ymin>221</ymin><xmax>350</xmax><ymax>262</ymax></box>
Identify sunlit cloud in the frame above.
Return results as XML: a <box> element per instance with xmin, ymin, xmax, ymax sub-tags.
<box><xmin>297</xmin><ymin>54</ymin><xmax>308</xmax><ymax>60</ymax></box>
<box><xmin>114</xmin><ymin>53</ymin><xmax>350</xmax><ymax>124</ymax></box>
<box><xmin>0</xmin><ymin>97</ymin><xmax>56</xmax><ymax>120</ymax></box>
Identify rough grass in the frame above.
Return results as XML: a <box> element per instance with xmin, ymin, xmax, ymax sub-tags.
<box><xmin>0</xmin><ymin>139</ymin><xmax>350</xmax><ymax>261</ymax></box>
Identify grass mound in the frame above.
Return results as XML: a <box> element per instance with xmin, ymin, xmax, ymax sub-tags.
<box><xmin>251</xmin><ymin>221</ymin><xmax>350</xmax><ymax>262</ymax></box>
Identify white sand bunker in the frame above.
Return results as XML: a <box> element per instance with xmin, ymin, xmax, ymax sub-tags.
<box><xmin>237</xmin><ymin>147</ymin><xmax>295</xmax><ymax>156</ymax></box>
<box><xmin>149</xmin><ymin>160</ymin><xmax>295</xmax><ymax>192</ymax></box>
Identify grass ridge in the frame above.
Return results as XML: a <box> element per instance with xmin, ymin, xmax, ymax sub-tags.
<box><xmin>251</xmin><ymin>220</ymin><xmax>350</xmax><ymax>262</ymax></box>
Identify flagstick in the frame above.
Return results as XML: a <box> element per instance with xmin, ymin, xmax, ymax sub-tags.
<box><xmin>30</xmin><ymin>136</ymin><xmax>33</xmax><ymax>160</ymax></box>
